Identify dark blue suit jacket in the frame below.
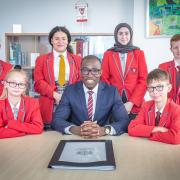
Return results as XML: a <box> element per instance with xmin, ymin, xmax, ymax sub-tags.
<box><xmin>52</xmin><ymin>81</ymin><xmax>129</xmax><ymax>135</ymax></box>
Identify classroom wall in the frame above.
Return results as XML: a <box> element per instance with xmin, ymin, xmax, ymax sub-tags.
<box><xmin>0</xmin><ymin>0</ymin><xmax>175</xmax><ymax>72</ymax></box>
<box><xmin>133</xmin><ymin>0</ymin><xmax>172</xmax><ymax>71</ymax></box>
<box><xmin>0</xmin><ymin>0</ymin><xmax>133</xmax><ymax>59</ymax></box>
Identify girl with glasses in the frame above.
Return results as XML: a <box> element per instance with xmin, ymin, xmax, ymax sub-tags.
<box><xmin>0</xmin><ymin>69</ymin><xmax>43</xmax><ymax>138</ymax></box>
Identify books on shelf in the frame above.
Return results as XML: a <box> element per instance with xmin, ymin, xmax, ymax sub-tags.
<box><xmin>48</xmin><ymin>140</ymin><xmax>116</xmax><ymax>171</ymax></box>
<box><xmin>9</xmin><ymin>42</ymin><xmax>28</xmax><ymax>66</ymax></box>
<box><xmin>71</xmin><ymin>38</ymin><xmax>89</xmax><ymax>58</ymax></box>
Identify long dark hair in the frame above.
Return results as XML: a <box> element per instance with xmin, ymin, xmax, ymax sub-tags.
<box><xmin>48</xmin><ymin>26</ymin><xmax>73</xmax><ymax>53</ymax></box>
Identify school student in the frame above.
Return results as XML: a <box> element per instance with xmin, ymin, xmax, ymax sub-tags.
<box><xmin>0</xmin><ymin>69</ymin><xmax>43</xmax><ymax>138</ymax></box>
<box><xmin>34</xmin><ymin>26</ymin><xmax>81</xmax><ymax>128</ymax></box>
<box><xmin>0</xmin><ymin>60</ymin><xmax>12</xmax><ymax>96</ymax></box>
<box><xmin>159</xmin><ymin>34</ymin><xmax>180</xmax><ymax>105</ymax></box>
<box><xmin>128</xmin><ymin>69</ymin><xmax>180</xmax><ymax>144</ymax></box>
<box><xmin>101</xmin><ymin>23</ymin><xmax>148</xmax><ymax>121</ymax></box>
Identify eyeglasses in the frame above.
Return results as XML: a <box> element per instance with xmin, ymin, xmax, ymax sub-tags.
<box><xmin>6</xmin><ymin>81</ymin><xmax>27</xmax><ymax>89</ymax></box>
<box><xmin>81</xmin><ymin>68</ymin><xmax>101</xmax><ymax>76</ymax></box>
<box><xmin>147</xmin><ymin>85</ymin><xmax>165</xmax><ymax>93</ymax></box>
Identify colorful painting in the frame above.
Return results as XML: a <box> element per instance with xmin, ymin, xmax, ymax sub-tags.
<box><xmin>146</xmin><ymin>0</ymin><xmax>180</xmax><ymax>37</ymax></box>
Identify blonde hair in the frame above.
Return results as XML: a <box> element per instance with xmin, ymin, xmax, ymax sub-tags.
<box><xmin>0</xmin><ymin>69</ymin><xmax>28</xmax><ymax>99</ymax></box>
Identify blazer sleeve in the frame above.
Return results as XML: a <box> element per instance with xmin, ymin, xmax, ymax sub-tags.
<box><xmin>101</xmin><ymin>51</ymin><xmax>111</xmax><ymax>84</ymax></box>
<box><xmin>109</xmin><ymin>88</ymin><xmax>129</xmax><ymax>135</ymax></box>
<box><xmin>34</xmin><ymin>55</ymin><xmax>54</xmax><ymax>98</ymax></box>
<box><xmin>128</xmin><ymin>50</ymin><xmax>148</xmax><ymax>107</ymax></box>
<box><xmin>128</xmin><ymin>104</ymin><xmax>154</xmax><ymax>137</ymax></box>
<box><xmin>149</xmin><ymin>107</ymin><xmax>180</xmax><ymax>144</ymax></box>
<box><xmin>0</xmin><ymin>109</ymin><xmax>25</xmax><ymax>138</ymax></box>
<box><xmin>7</xmin><ymin>100</ymin><xmax>43</xmax><ymax>134</ymax></box>
<box><xmin>52</xmin><ymin>88</ymin><xmax>74</xmax><ymax>133</ymax></box>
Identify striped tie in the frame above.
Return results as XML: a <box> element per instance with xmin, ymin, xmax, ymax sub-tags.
<box><xmin>58</xmin><ymin>55</ymin><xmax>66</xmax><ymax>86</ymax></box>
<box><xmin>87</xmin><ymin>91</ymin><xmax>94</xmax><ymax>120</ymax></box>
<box><xmin>155</xmin><ymin>111</ymin><xmax>161</xmax><ymax>126</ymax></box>
<box><xmin>13</xmin><ymin>107</ymin><xmax>18</xmax><ymax>120</ymax></box>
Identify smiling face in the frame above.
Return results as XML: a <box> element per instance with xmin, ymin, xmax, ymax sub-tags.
<box><xmin>51</xmin><ymin>31</ymin><xmax>68</xmax><ymax>53</ymax></box>
<box><xmin>4</xmin><ymin>71</ymin><xmax>27</xmax><ymax>98</ymax></box>
<box><xmin>81</xmin><ymin>57</ymin><xmax>102</xmax><ymax>90</ymax></box>
<box><xmin>147</xmin><ymin>80</ymin><xmax>171</xmax><ymax>103</ymax></box>
<box><xmin>171</xmin><ymin>40</ymin><xmax>180</xmax><ymax>61</ymax></box>
<box><xmin>117</xmin><ymin>27</ymin><xmax>131</xmax><ymax>45</ymax></box>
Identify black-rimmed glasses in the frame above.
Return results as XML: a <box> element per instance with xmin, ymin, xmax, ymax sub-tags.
<box><xmin>147</xmin><ymin>85</ymin><xmax>165</xmax><ymax>93</ymax></box>
<box><xmin>81</xmin><ymin>68</ymin><xmax>101</xmax><ymax>76</ymax></box>
<box><xmin>6</xmin><ymin>81</ymin><xmax>27</xmax><ymax>89</ymax></box>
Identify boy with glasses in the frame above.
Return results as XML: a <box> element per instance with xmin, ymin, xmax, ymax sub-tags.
<box><xmin>52</xmin><ymin>55</ymin><xmax>129</xmax><ymax>138</ymax></box>
<box><xmin>128</xmin><ymin>69</ymin><xmax>180</xmax><ymax>144</ymax></box>
<box><xmin>159</xmin><ymin>34</ymin><xmax>180</xmax><ymax>105</ymax></box>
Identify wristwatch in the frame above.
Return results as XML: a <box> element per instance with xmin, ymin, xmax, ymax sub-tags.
<box><xmin>105</xmin><ymin>126</ymin><xmax>111</xmax><ymax>135</ymax></box>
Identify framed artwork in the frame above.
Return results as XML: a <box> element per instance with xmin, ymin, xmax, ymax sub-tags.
<box><xmin>146</xmin><ymin>0</ymin><xmax>180</xmax><ymax>38</ymax></box>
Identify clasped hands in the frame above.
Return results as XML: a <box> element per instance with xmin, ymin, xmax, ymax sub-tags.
<box><xmin>70</xmin><ymin>120</ymin><xmax>106</xmax><ymax>138</ymax></box>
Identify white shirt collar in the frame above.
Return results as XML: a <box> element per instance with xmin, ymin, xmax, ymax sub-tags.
<box><xmin>53</xmin><ymin>49</ymin><xmax>67</xmax><ymax>59</ymax></box>
<box><xmin>174</xmin><ymin>59</ymin><xmax>180</xmax><ymax>69</ymax></box>
<box><xmin>83</xmin><ymin>83</ymin><xmax>99</xmax><ymax>94</ymax></box>
<box><xmin>155</xmin><ymin>103</ymin><xmax>166</xmax><ymax>114</ymax></box>
<box><xmin>8</xmin><ymin>98</ymin><xmax>21</xmax><ymax>109</ymax></box>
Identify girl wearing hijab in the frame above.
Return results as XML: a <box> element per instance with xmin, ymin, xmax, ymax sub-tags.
<box><xmin>101</xmin><ymin>23</ymin><xmax>148</xmax><ymax>121</ymax></box>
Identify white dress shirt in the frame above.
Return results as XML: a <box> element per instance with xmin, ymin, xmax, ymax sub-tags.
<box><xmin>53</xmin><ymin>49</ymin><xmax>70</xmax><ymax>82</ymax></box>
<box><xmin>8</xmin><ymin>98</ymin><xmax>21</xmax><ymax>120</ymax></box>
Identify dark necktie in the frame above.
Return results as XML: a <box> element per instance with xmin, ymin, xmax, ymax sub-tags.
<box><xmin>155</xmin><ymin>111</ymin><xmax>161</xmax><ymax>126</ymax></box>
<box><xmin>122</xmin><ymin>89</ymin><xmax>128</xmax><ymax>103</ymax></box>
<box><xmin>87</xmin><ymin>91</ymin><xmax>94</xmax><ymax>120</ymax></box>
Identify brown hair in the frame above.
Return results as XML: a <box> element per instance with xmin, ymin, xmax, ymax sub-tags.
<box><xmin>147</xmin><ymin>68</ymin><xmax>169</xmax><ymax>85</ymax></box>
<box><xmin>48</xmin><ymin>26</ymin><xmax>73</xmax><ymax>53</ymax></box>
<box><xmin>0</xmin><ymin>69</ymin><xmax>28</xmax><ymax>99</ymax></box>
<box><xmin>170</xmin><ymin>34</ymin><xmax>180</xmax><ymax>47</ymax></box>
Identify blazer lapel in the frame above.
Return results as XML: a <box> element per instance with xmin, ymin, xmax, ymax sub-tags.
<box><xmin>159</xmin><ymin>100</ymin><xmax>169</xmax><ymax>127</ymax></box>
<box><xmin>46</xmin><ymin>52</ymin><xmax>55</xmax><ymax>86</ymax></box>
<box><xmin>77</xmin><ymin>82</ymin><xmax>89</xmax><ymax>121</ymax></box>
<box><xmin>5</xmin><ymin>99</ymin><xmax>14</xmax><ymax>121</ymax></box>
<box><xmin>17</xmin><ymin>97</ymin><xmax>26</xmax><ymax>123</ymax></box>
<box><xmin>94</xmin><ymin>82</ymin><xmax>105</xmax><ymax>121</ymax></box>
<box><xmin>147</xmin><ymin>102</ymin><xmax>155</xmax><ymax>126</ymax></box>
<box><xmin>124</xmin><ymin>51</ymin><xmax>134</xmax><ymax>79</ymax></box>
<box><xmin>112</xmin><ymin>52</ymin><xmax>124</xmax><ymax>82</ymax></box>
<box><xmin>67</xmin><ymin>52</ymin><xmax>75</xmax><ymax>84</ymax></box>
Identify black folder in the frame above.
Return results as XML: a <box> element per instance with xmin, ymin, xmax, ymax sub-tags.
<box><xmin>48</xmin><ymin>140</ymin><xmax>116</xmax><ymax>171</ymax></box>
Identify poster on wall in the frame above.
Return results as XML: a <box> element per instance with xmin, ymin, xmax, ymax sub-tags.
<box><xmin>146</xmin><ymin>0</ymin><xmax>180</xmax><ymax>38</ymax></box>
<box><xmin>75</xmin><ymin>1</ymin><xmax>88</xmax><ymax>22</ymax></box>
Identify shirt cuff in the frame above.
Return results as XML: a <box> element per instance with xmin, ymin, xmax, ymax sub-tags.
<box><xmin>105</xmin><ymin>125</ymin><xmax>116</xmax><ymax>135</ymax></box>
<box><xmin>64</xmin><ymin>125</ymin><xmax>74</xmax><ymax>134</ymax></box>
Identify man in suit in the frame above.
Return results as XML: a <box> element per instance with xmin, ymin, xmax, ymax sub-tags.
<box><xmin>52</xmin><ymin>55</ymin><xmax>129</xmax><ymax>138</ymax></box>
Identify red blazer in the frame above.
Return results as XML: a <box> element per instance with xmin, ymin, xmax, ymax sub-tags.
<box><xmin>159</xmin><ymin>60</ymin><xmax>179</xmax><ymax>105</ymax></box>
<box><xmin>0</xmin><ymin>60</ymin><xmax>12</xmax><ymax>96</ymax></box>
<box><xmin>101</xmin><ymin>50</ymin><xmax>148</xmax><ymax>113</ymax></box>
<box><xmin>34</xmin><ymin>52</ymin><xmax>81</xmax><ymax>124</ymax></box>
<box><xmin>128</xmin><ymin>99</ymin><xmax>180</xmax><ymax>144</ymax></box>
<box><xmin>0</xmin><ymin>96</ymin><xmax>43</xmax><ymax>139</ymax></box>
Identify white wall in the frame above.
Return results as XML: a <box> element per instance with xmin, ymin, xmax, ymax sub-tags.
<box><xmin>133</xmin><ymin>0</ymin><xmax>173</xmax><ymax>71</ymax></box>
<box><xmin>0</xmin><ymin>0</ymin><xmax>174</xmax><ymax>71</ymax></box>
<box><xmin>0</xmin><ymin>0</ymin><xmax>133</xmax><ymax>59</ymax></box>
